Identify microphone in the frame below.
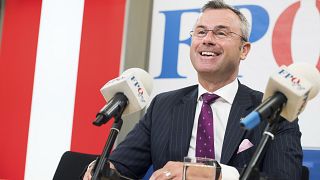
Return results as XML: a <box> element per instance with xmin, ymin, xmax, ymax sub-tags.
<box><xmin>93</xmin><ymin>68</ymin><xmax>153</xmax><ymax>126</ymax></box>
<box><xmin>240</xmin><ymin>63</ymin><xmax>320</xmax><ymax>129</ymax></box>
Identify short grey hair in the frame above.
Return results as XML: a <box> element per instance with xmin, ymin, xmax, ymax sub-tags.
<box><xmin>201</xmin><ymin>0</ymin><xmax>250</xmax><ymax>42</ymax></box>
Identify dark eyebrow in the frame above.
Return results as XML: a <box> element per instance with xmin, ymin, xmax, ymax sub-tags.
<box><xmin>194</xmin><ymin>25</ymin><xmax>231</xmax><ymax>30</ymax></box>
<box><xmin>214</xmin><ymin>25</ymin><xmax>230</xmax><ymax>30</ymax></box>
<box><xmin>195</xmin><ymin>25</ymin><xmax>206</xmax><ymax>29</ymax></box>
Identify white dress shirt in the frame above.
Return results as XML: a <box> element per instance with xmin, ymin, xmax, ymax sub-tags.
<box><xmin>187</xmin><ymin>79</ymin><xmax>240</xmax><ymax>179</ymax></box>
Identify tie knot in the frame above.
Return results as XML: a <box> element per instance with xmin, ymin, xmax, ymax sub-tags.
<box><xmin>202</xmin><ymin>93</ymin><xmax>219</xmax><ymax>104</ymax></box>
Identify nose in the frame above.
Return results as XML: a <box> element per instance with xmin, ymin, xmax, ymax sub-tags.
<box><xmin>202</xmin><ymin>30</ymin><xmax>216</xmax><ymax>45</ymax></box>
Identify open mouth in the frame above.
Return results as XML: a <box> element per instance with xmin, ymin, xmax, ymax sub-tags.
<box><xmin>199</xmin><ymin>51</ymin><xmax>221</xmax><ymax>57</ymax></box>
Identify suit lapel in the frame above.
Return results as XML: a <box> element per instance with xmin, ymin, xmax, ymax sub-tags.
<box><xmin>169</xmin><ymin>86</ymin><xmax>198</xmax><ymax>161</ymax></box>
<box><xmin>220</xmin><ymin>83</ymin><xmax>256</xmax><ymax>164</ymax></box>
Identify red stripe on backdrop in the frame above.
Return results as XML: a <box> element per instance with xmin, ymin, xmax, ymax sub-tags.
<box><xmin>71</xmin><ymin>0</ymin><xmax>126</xmax><ymax>154</ymax></box>
<box><xmin>0</xmin><ymin>0</ymin><xmax>42</xmax><ymax>179</ymax></box>
<box><xmin>272</xmin><ymin>2</ymin><xmax>300</xmax><ymax>67</ymax></box>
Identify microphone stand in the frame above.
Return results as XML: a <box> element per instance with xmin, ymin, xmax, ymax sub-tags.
<box><xmin>240</xmin><ymin>106</ymin><xmax>283</xmax><ymax>180</ymax></box>
<box><xmin>91</xmin><ymin>115</ymin><xmax>125</xmax><ymax>180</ymax></box>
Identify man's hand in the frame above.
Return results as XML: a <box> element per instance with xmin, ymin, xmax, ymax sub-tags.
<box><xmin>184</xmin><ymin>164</ymin><xmax>219</xmax><ymax>180</ymax></box>
<box><xmin>149</xmin><ymin>161</ymin><xmax>222</xmax><ymax>180</ymax></box>
<box><xmin>83</xmin><ymin>160</ymin><xmax>95</xmax><ymax>180</ymax></box>
<box><xmin>83</xmin><ymin>161</ymin><xmax>116</xmax><ymax>180</ymax></box>
<box><xmin>150</xmin><ymin>161</ymin><xmax>183</xmax><ymax>180</ymax></box>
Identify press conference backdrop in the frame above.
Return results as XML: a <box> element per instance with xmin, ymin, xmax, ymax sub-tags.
<box><xmin>148</xmin><ymin>0</ymin><xmax>320</xmax><ymax>178</ymax></box>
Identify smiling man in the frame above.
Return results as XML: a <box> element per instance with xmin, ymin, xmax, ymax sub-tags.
<box><xmin>189</xmin><ymin>4</ymin><xmax>250</xmax><ymax>94</ymax></box>
<box><xmin>84</xmin><ymin>1</ymin><xmax>302</xmax><ymax>179</ymax></box>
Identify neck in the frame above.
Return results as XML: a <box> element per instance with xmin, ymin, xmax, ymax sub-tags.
<box><xmin>198</xmin><ymin>73</ymin><xmax>237</xmax><ymax>92</ymax></box>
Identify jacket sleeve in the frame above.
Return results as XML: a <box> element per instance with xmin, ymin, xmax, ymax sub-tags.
<box><xmin>260</xmin><ymin>118</ymin><xmax>302</xmax><ymax>180</ymax></box>
<box><xmin>108</xmin><ymin>95</ymin><xmax>158</xmax><ymax>179</ymax></box>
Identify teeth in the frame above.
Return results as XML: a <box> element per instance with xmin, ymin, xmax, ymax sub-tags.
<box><xmin>201</xmin><ymin>51</ymin><xmax>216</xmax><ymax>56</ymax></box>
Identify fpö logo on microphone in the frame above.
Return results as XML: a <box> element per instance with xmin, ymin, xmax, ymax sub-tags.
<box><xmin>130</xmin><ymin>75</ymin><xmax>146</xmax><ymax>103</ymax></box>
<box><xmin>277</xmin><ymin>66</ymin><xmax>310</xmax><ymax>115</ymax></box>
<box><xmin>278</xmin><ymin>68</ymin><xmax>305</xmax><ymax>91</ymax></box>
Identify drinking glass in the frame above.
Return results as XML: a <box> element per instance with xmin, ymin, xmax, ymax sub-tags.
<box><xmin>183</xmin><ymin>157</ymin><xmax>218</xmax><ymax>180</ymax></box>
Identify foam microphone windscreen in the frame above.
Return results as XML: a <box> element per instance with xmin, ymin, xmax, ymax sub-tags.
<box><xmin>262</xmin><ymin>63</ymin><xmax>320</xmax><ymax>121</ymax></box>
<box><xmin>100</xmin><ymin>68</ymin><xmax>153</xmax><ymax>116</ymax></box>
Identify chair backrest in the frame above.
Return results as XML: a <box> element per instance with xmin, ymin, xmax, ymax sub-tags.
<box><xmin>301</xmin><ymin>165</ymin><xmax>309</xmax><ymax>180</ymax></box>
<box><xmin>53</xmin><ymin>151</ymin><xmax>98</xmax><ymax>180</ymax></box>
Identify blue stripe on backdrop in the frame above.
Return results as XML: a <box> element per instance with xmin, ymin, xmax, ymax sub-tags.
<box><xmin>303</xmin><ymin>149</ymin><xmax>320</xmax><ymax>180</ymax></box>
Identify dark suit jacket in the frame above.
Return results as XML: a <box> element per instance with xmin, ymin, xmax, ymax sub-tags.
<box><xmin>109</xmin><ymin>82</ymin><xmax>302</xmax><ymax>179</ymax></box>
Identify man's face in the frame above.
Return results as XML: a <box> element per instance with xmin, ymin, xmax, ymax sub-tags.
<box><xmin>190</xmin><ymin>9</ymin><xmax>250</xmax><ymax>81</ymax></box>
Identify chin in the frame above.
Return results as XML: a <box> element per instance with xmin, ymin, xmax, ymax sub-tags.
<box><xmin>196</xmin><ymin>67</ymin><xmax>216</xmax><ymax>75</ymax></box>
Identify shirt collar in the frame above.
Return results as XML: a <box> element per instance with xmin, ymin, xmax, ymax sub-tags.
<box><xmin>197</xmin><ymin>79</ymin><xmax>239</xmax><ymax>104</ymax></box>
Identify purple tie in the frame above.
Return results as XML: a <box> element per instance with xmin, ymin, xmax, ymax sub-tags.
<box><xmin>196</xmin><ymin>93</ymin><xmax>219</xmax><ymax>159</ymax></box>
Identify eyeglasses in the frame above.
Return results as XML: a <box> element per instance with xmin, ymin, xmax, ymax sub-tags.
<box><xmin>190</xmin><ymin>27</ymin><xmax>247</xmax><ymax>42</ymax></box>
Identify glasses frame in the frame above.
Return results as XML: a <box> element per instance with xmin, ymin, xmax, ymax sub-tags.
<box><xmin>190</xmin><ymin>28</ymin><xmax>248</xmax><ymax>42</ymax></box>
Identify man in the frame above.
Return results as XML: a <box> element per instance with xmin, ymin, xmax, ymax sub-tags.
<box><xmin>84</xmin><ymin>0</ymin><xmax>302</xmax><ymax>179</ymax></box>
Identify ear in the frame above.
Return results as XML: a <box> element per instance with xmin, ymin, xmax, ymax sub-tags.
<box><xmin>240</xmin><ymin>42</ymin><xmax>251</xmax><ymax>60</ymax></box>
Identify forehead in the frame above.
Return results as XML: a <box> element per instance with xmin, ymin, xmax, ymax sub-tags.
<box><xmin>195</xmin><ymin>9</ymin><xmax>241</xmax><ymax>30</ymax></box>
